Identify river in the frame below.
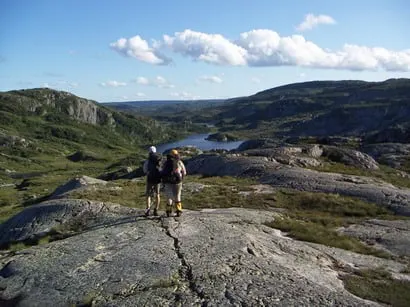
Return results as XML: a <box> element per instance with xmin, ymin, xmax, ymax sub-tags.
<box><xmin>156</xmin><ymin>133</ymin><xmax>244</xmax><ymax>153</ymax></box>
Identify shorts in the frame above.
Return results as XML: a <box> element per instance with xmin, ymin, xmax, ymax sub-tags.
<box><xmin>146</xmin><ymin>182</ymin><xmax>160</xmax><ymax>197</ymax></box>
<box><xmin>164</xmin><ymin>182</ymin><xmax>182</xmax><ymax>202</ymax></box>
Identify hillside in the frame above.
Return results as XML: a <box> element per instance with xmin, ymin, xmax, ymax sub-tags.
<box><xmin>0</xmin><ymin>88</ymin><xmax>181</xmax><ymax>213</ymax></box>
<box><xmin>0</xmin><ymin>88</ymin><xmax>179</xmax><ymax>147</ymax></box>
<box><xmin>1</xmin><ymin>83</ymin><xmax>410</xmax><ymax>306</ymax></box>
<box><xmin>121</xmin><ymin>79</ymin><xmax>409</xmax><ymax>143</ymax></box>
<box><xmin>220</xmin><ymin>79</ymin><xmax>410</xmax><ymax>141</ymax></box>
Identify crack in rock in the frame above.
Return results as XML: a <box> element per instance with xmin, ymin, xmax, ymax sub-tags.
<box><xmin>161</xmin><ymin>218</ymin><xmax>207</xmax><ymax>306</ymax></box>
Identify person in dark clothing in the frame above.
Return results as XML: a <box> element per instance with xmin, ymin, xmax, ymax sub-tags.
<box><xmin>142</xmin><ymin>146</ymin><xmax>162</xmax><ymax>216</ymax></box>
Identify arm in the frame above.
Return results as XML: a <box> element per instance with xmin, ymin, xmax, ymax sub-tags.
<box><xmin>143</xmin><ymin>160</ymin><xmax>148</xmax><ymax>174</ymax></box>
<box><xmin>179</xmin><ymin>160</ymin><xmax>187</xmax><ymax>177</ymax></box>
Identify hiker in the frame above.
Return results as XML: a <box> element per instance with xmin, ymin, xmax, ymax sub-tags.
<box><xmin>142</xmin><ymin>146</ymin><xmax>162</xmax><ymax>216</ymax></box>
<box><xmin>161</xmin><ymin>149</ymin><xmax>186</xmax><ymax>217</ymax></box>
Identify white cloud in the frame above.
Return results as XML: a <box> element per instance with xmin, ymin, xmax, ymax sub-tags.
<box><xmin>41</xmin><ymin>81</ymin><xmax>79</xmax><ymax>89</ymax></box>
<box><xmin>170</xmin><ymin>91</ymin><xmax>200</xmax><ymax>100</ymax></box>
<box><xmin>163</xmin><ymin>29</ymin><xmax>247</xmax><ymax>65</ymax></box>
<box><xmin>136</xmin><ymin>92</ymin><xmax>146</xmax><ymax>97</ymax></box>
<box><xmin>296</xmin><ymin>14</ymin><xmax>336</xmax><ymax>32</ymax></box>
<box><xmin>299</xmin><ymin>73</ymin><xmax>306</xmax><ymax>79</ymax></box>
<box><xmin>135</xmin><ymin>76</ymin><xmax>174</xmax><ymax>88</ymax></box>
<box><xmin>156</xmin><ymin>76</ymin><xmax>175</xmax><ymax>88</ymax></box>
<box><xmin>198</xmin><ymin>75</ymin><xmax>223</xmax><ymax>84</ymax></box>
<box><xmin>251</xmin><ymin>77</ymin><xmax>261</xmax><ymax>84</ymax></box>
<box><xmin>113</xmin><ymin>29</ymin><xmax>410</xmax><ymax>72</ymax></box>
<box><xmin>110</xmin><ymin>36</ymin><xmax>171</xmax><ymax>65</ymax></box>
<box><xmin>100</xmin><ymin>80</ymin><xmax>127</xmax><ymax>87</ymax></box>
<box><xmin>136</xmin><ymin>77</ymin><xmax>149</xmax><ymax>85</ymax></box>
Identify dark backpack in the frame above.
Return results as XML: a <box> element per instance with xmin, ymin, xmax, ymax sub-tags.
<box><xmin>161</xmin><ymin>158</ymin><xmax>182</xmax><ymax>184</ymax></box>
<box><xmin>147</xmin><ymin>153</ymin><xmax>162</xmax><ymax>184</ymax></box>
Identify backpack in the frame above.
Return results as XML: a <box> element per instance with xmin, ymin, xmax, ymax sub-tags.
<box><xmin>161</xmin><ymin>158</ymin><xmax>182</xmax><ymax>184</ymax></box>
<box><xmin>147</xmin><ymin>153</ymin><xmax>162</xmax><ymax>184</ymax></box>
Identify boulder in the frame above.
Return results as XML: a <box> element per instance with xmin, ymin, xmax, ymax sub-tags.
<box><xmin>322</xmin><ymin>146</ymin><xmax>379</xmax><ymax>170</ymax></box>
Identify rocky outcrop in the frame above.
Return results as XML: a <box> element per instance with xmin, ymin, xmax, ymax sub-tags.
<box><xmin>4</xmin><ymin>89</ymin><xmax>115</xmax><ymax>126</ymax></box>
<box><xmin>2</xmin><ymin>205</ymin><xmax>405</xmax><ymax>306</ymax></box>
<box><xmin>186</xmin><ymin>154</ymin><xmax>410</xmax><ymax>215</ymax></box>
<box><xmin>338</xmin><ymin>219</ymin><xmax>410</xmax><ymax>257</ymax></box>
<box><xmin>205</xmin><ymin>132</ymin><xmax>238</xmax><ymax>142</ymax></box>
<box><xmin>321</xmin><ymin>146</ymin><xmax>379</xmax><ymax>170</ymax></box>
<box><xmin>0</xmin><ymin>199</ymin><xmax>138</xmax><ymax>247</ymax></box>
<box><xmin>361</xmin><ymin>143</ymin><xmax>410</xmax><ymax>170</ymax></box>
<box><xmin>237</xmin><ymin>141</ymin><xmax>379</xmax><ymax>170</ymax></box>
<box><xmin>50</xmin><ymin>175</ymin><xmax>108</xmax><ymax>199</ymax></box>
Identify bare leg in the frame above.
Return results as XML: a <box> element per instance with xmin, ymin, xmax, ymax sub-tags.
<box><xmin>175</xmin><ymin>183</ymin><xmax>183</xmax><ymax>216</ymax></box>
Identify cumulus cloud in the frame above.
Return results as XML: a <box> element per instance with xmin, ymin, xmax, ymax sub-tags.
<box><xmin>135</xmin><ymin>76</ymin><xmax>174</xmax><ymax>88</ymax></box>
<box><xmin>100</xmin><ymin>80</ymin><xmax>127</xmax><ymax>87</ymax></box>
<box><xmin>198</xmin><ymin>75</ymin><xmax>223</xmax><ymax>84</ymax></box>
<box><xmin>112</xmin><ymin>29</ymin><xmax>410</xmax><ymax>72</ymax></box>
<box><xmin>163</xmin><ymin>29</ymin><xmax>247</xmax><ymax>66</ymax></box>
<box><xmin>110</xmin><ymin>35</ymin><xmax>171</xmax><ymax>65</ymax></box>
<box><xmin>296</xmin><ymin>14</ymin><xmax>336</xmax><ymax>31</ymax></box>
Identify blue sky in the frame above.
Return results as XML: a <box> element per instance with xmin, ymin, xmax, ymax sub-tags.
<box><xmin>1</xmin><ymin>0</ymin><xmax>409</xmax><ymax>102</ymax></box>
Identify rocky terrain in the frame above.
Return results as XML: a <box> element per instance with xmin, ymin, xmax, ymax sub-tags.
<box><xmin>1</xmin><ymin>82</ymin><xmax>410</xmax><ymax>306</ymax></box>
<box><xmin>1</xmin><ymin>141</ymin><xmax>410</xmax><ymax>306</ymax></box>
<box><xmin>1</xmin><ymin>200</ymin><xmax>407</xmax><ymax>307</ymax></box>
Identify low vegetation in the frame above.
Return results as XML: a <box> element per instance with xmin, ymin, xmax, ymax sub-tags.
<box><xmin>343</xmin><ymin>268</ymin><xmax>410</xmax><ymax>307</ymax></box>
<box><xmin>2</xmin><ymin>84</ymin><xmax>410</xmax><ymax>306</ymax></box>
<box><xmin>312</xmin><ymin>161</ymin><xmax>410</xmax><ymax>189</ymax></box>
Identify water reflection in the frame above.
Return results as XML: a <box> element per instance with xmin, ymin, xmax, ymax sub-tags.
<box><xmin>156</xmin><ymin>133</ymin><xmax>243</xmax><ymax>153</ymax></box>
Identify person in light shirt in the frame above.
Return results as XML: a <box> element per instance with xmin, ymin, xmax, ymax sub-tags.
<box><xmin>161</xmin><ymin>149</ymin><xmax>186</xmax><ymax>217</ymax></box>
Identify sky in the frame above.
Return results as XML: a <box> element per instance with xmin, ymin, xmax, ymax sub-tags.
<box><xmin>1</xmin><ymin>0</ymin><xmax>409</xmax><ymax>102</ymax></box>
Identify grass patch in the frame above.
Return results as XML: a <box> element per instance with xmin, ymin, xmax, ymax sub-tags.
<box><xmin>261</xmin><ymin>189</ymin><xmax>401</xmax><ymax>258</ymax></box>
<box><xmin>273</xmin><ymin>189</ymin><xmax>394</xmax><ymax>224</ymax></box>
<box><xmin>265</xmin><ymin>217</ymin><xmax>391</xmax><ymax>258</ymax></box>
<box><xmin>68</xmin><ymin>179</ymin><xmax>146</xmax><ymax>209</ymax></box>
<box><xmin>343</xmin><ymin>268</ymin><xmax>410</xmax><ymax>307</ymax></box>
<box><xmin>182</xmin><ymin>175</ymin><xmax>269</xmax><ymax>210</ymax></box>
<box><xmin>313</xmin><ymin>161</ymin><xmax>410</xmax><ymax>189</ymax></box>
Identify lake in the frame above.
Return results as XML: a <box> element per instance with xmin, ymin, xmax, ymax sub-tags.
<box><xmin>156</xmin><ymin>133</ymin><xmax>244</xmax><ymax>153</ymax></box>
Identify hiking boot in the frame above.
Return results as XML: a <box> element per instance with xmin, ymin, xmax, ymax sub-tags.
<box><xmin>144</xmin><ymin>208</ymin><xmax>150</xmax><ymax>217</ymax></box>
<box><xmin>176</xmin><ymin>210</ymin><xmax>182</xmax><ymax>217</ymax></box>
<box><xmin>166</xmin><ymin>211</ymin><xmax>171</xmax><ymax>217</ymax></box>
<box><xmin>153</xmin><ymin>208</ymin><xmax>158</xmax><ymax>216</ymax></box>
